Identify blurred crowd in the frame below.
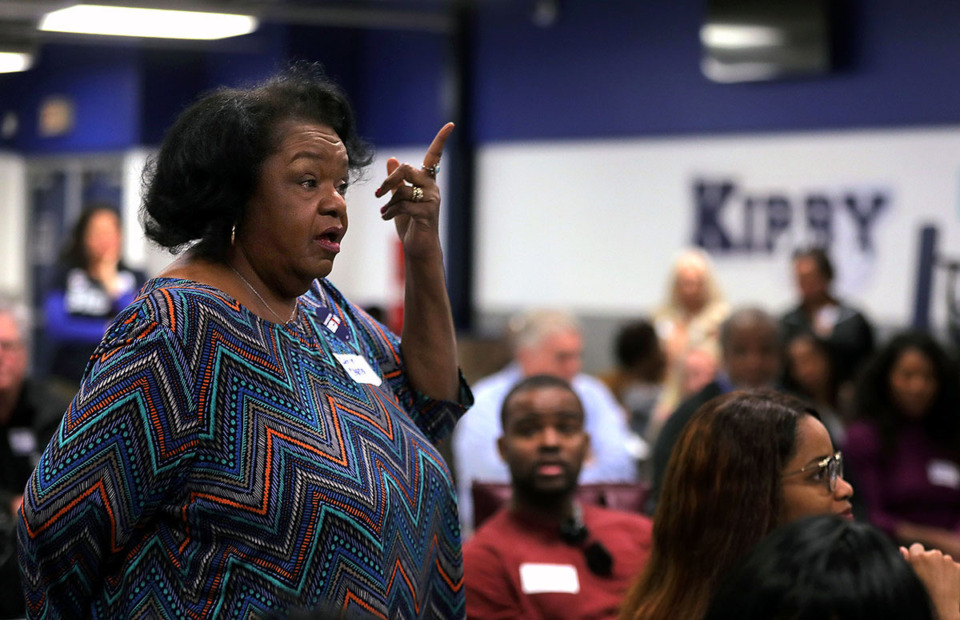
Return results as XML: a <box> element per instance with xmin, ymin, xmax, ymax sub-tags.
<box><xmin>453</xmin><ymin>244</ymin><xmax>960</xmax><ymax>619</ymax></box>
<box><xmin>5</xmin><ymin>201</ymin><xmax>960</xmax><ymax>619</ymax></box>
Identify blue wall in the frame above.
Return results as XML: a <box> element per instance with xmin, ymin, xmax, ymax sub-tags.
<box><xmin>471</xmin><ymin>0</ymin><xmax>960</xmax><ymax>141</ymax></box>
<box><xmin>2</xmin><ymin>0</ymin><xmax>959</xmax><ymax>150</ymax></box>
<box><xmin>0</xmin><ymin>23</ymin><xmax>450</xmax><ymax>153</ymax></box>
<box><xmin>354</xmin><ymin>29</ymin><xmax>453</xmax><ymax>147</ymax></box>
<box><xmin>0</xmin><ymin>45</ymin><xmax>141</xmax><ymax>152</ymax></box>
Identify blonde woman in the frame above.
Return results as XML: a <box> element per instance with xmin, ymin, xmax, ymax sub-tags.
<box><xmin>650</xmin><ymin>248</ymin><xmax>728</xmax><ymax>434</ymax></box>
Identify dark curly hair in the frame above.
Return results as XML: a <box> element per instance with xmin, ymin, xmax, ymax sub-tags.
<box><xmin>853</xmin><ymin>329</ymin><xmax>960</xmax><ymax>457</ymax></box>
<box><xmin>140</xmin><ymin>62</ymin><xmax>374</xmax><ymax>259</ymax></box>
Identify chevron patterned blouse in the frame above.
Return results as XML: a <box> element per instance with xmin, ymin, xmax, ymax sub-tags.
<box><xmin>18</xmin><ymin>277</ymin><xmax>472</xmax><ymax>618</ymax></box>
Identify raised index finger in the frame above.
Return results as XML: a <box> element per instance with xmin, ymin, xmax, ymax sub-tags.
<box><xmin>423</xmin><ymin>122</ymin><xmax>455</xmax><ymax>168</ymax></box>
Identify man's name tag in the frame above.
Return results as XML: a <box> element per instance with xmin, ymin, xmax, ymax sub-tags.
<box><xmin>519</xmin><ymin>563</ymin><xmax>580</xmax><ymax>594</ymax></box>
<box><xmin>928</xmin><ymin>460</ymin><xmax>960</xmax><ymax>489</ymax></box>
<box><xmin>333</xmin><ymin>353</ymin><xmax>382</xmax><ymax>386</ymax></box>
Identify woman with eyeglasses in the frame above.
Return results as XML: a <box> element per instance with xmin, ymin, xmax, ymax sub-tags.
<box><xmin>619</xmin><ymin>389</ymin><xmax>854</xmax><ymax>620</ymax></box>
<box><xmin>844</xmin><ymin>330</ymin><xmax>960</xmax><ymax>559</ymax></box>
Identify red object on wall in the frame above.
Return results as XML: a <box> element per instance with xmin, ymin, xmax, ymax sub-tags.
<box><xmin>388</xmin><ymin>240</ymin><xmax>405</xmax><ymax>334</ymax></box>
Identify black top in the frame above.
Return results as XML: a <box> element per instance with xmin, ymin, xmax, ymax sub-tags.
<box><xmin>0</xmin><ymin>380</ymin><xmax>69</xmax><ymax>510</ymax></box>
<box><xmin>0</xmin><ymin>379</ymin><xmax>71</xmax><ymax>619</ymax></box>
<box><xmin>647</xmin><ymin>380</ymin><xmax>727</xmax><ymax>515</ymax></box>
<box><xmin>781</xmin><ymin>302</ymin><xmax>875</xmax><ymax>383</ymax></box>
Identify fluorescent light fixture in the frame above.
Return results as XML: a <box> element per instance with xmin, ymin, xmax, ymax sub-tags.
<box><xmin>0</xmin><ymin>51</ymin><xmax>33</xmax><ymax>73</ymax></box>
<box><xmin>39</xmin><ymin>4</ymin><xmax>258</xmax><ymax>40</ymax></box>
<box><xmin>701</xmin><ymin>24</ymin><xmax>785</xmax><ymax>49</ymax></box>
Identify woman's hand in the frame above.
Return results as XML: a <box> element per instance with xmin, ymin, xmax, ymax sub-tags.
<box><xmin>897</xmin><ymin>522</ymin><xmax>960</xmax><ymax>560</ymax></box>
<box><xmin>375</xmin><ymin>122</ymin><xmax>454</xmax><ymax>261</ymax></box>
<box><xmin>901</xmin><ymin>543</ymin><xmax>960</xmax><ymax>620</ymax></box>
<box><xmin>375</xmin><ymin>123</ymin><xmax>459</xmax><ymax>401</ymax></box>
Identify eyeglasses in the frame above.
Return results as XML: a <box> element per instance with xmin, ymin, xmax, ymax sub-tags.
<box><xmin>782</xmin><ymin>451</ymin><xmax>843</xmax><ymax>493</ymax></box>
<box><xmin>0</xmin><ymin>339</ymin><xmax>24</xmax><ymax>354</ymax></box>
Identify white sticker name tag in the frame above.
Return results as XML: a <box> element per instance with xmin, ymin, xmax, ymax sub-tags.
<box><xmin>333</xmin><ymin>353</ymin><xmax>383</xmax><ymax>386</ymax></box>
<box><xmin>8</xmin><ymin>428</ymin><xmax>37</xmax><ymax>456</ymax></box>
<box><xmin>928</xmin><ymin>460</ymin><xmax>960</xmax><ymax>489</ymax></box>
<box><xmin>519</xmin><ymin>563</ymin><xmax>580</xmax><ymax>594</ymax></box>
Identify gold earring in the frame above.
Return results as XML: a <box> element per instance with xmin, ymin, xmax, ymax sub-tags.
<box><xmin>231</xmin><ymin>224</ymin><xmax>236</xmax><ymax>245</ymax></box>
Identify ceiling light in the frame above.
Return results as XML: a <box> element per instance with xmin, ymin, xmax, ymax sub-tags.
<box><xmin>0</xmin><ymin>51</ymin><xmax>33</xmax><ymax>73</ymax></box>
<box><xmin>701</xmin><ymin>24</ymin><xmax>784</xmax><ymax>49</ymax></box>
<box><xmin>39</xmin><ymin>4</ymin><xmax>258</xmax><ymax>40</ymax></box>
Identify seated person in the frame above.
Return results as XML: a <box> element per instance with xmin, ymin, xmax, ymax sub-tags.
<box><xmin>42</xmin><ymin>204</ymin><xmax>146</xmax><ymax>389</ymax></box>
<box><xmin>598</xmin><ymin>319</ymin><xmax>666</xmax><ymax>439</ymax></box>
<box><xmin>621</xmin><ymin>390</ymin><xmax>855</xmax><ymax>620</ymax></box>
<box><xmin>463</xmin><ymin>375</ymin><xmax>653</xmax><ymax>620</ymax></box>
<box><xmin>0</xmin><ymin>296</ymin><xmax>70</xmax><ymax>619</ymax></box>
<box><xmin>648</xmin><ymin>307</ymin><xmax>782</xmax><ymax>511</ymax></box>
<box><xmin>453</xmin><ymin>309</ymin><xmax>639</xmax><ymax>537</ymax></box>
<box><xmin>845</xmin><ymin>330</ymin><xmax>960</xmax><ymax>557</ymax></box>
<box><xmin>677</xmin><ymin>345</ymin><xmax>719</xmax><ymax>405</ymax></box>
<box><xmin>705</xmin><ymin>515</ymin><xmax>960</xmax><ymax>620</ymax></box>
<box><xmin>783</xmin><ymin>330</ymin><xmax>852</xmax><ymax>444</ymax></box>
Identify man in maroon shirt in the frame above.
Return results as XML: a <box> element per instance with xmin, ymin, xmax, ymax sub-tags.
<box><xmin>462</xmin><ymin>374</ymin><xmax>653</xmax><ymax>619</ymax></box>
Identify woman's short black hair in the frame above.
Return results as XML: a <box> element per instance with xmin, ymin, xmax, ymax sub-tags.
<box><xmin>705</xmin><ymin>515</ymin><xmax>934</xmax><ymax>620</ymax></box>
<box><xmin>140</xmin><ymin>62</ymin><xmax>374</xmax><ymax>259</ymax></box>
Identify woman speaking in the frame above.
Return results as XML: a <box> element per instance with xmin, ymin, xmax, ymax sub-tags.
<box><xmin>18</xmin><ymin>64</ymin><xmax>472</xmax><ymax>618</ymax></box>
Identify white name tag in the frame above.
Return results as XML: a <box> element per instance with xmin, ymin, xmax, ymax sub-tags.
<box><xmin>928</xmin><ymin>460</ymin><xmax>960</xmax><ymax>489</ymax></box>
<box><xmin>519</xmin><ymin>563</ymin><xmax>580</xmax><ymax>594</ymax></box>
<box><xmin>333</xmin><ymin>353</ymin><xmax>383</xmax><ymax>386</ymax></box>
<box><xmin>8</xmin><ymin>427</ymin><xmax>37</xmax><ymax>456</ymax></box>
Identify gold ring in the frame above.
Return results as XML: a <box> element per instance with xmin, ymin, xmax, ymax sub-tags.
<box><xmin>422</xmin><ymin>163</ymin><xmax>440</xmax><ymax>178</ymax></box>
<box><xmin>411</xmin><ymin>186</ymin><xmax>424</xmax><ymax>202</ymax></box>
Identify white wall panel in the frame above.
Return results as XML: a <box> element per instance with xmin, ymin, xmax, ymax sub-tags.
<box><xmin>327</xmin><ymin>148</ymin><xmax>450</xmax><ymax>309</ymax></box>
<box><xmin>476</xmin><ymin>127</ymin><xmax>960</xmax><ymax>330</ymax></box>
<box><xmin>0</xmin><ymin>152</ymin><xmax>27</xmax><ymax>297</ymax></box>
